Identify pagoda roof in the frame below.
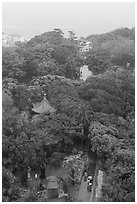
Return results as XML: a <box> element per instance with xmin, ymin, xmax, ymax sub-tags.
<box><xmin>32</xmin><ymin>94</ymin><xmax>56</xmax><ymax>114</ymax></box>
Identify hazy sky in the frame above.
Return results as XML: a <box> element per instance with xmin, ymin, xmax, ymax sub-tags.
<box><xmin>2</xmin><ymin>2</ymin><xmax>135</xmax><ymax>39</ymax></box>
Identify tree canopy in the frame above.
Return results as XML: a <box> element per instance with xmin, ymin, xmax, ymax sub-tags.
<box><xmin>2</xmin><ymin>27</ymin><xmax>135</xmax><ymax>202</ymax></box>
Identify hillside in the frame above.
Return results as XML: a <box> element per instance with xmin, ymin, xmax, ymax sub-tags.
<box><xmin>84</xmin><ymin>27</ymin><xmax>135</xmax><ymax>75</ymax></box>
<box><xmin>2</xmin><ymin>28</ymin><xmax>135</xmax><ymax>202</ymax></box>
<box><xmin>86</xmin><ymin>27</ymin><xmax>135</xmax><ymax>44</ymax></box>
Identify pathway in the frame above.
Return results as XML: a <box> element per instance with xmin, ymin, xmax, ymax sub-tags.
<box><xmin>21</xmin><ymin>152</ymin><xmax>98</xmax><ymax>202</ymax></box>
<box><xmin>77</xmin><ymin>152</ymin><xmax>97</xmax><ymax>202</ymax></box>
<box><xmin>77</xmin><ymin>179</ymin><xmax>91</xmax><ymax>202</ymax></box>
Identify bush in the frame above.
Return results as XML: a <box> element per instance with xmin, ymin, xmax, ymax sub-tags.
<box><xmin>49</xmin><ymin>152</ymin><xmax>64</xmax><ymax>167</ymax></box>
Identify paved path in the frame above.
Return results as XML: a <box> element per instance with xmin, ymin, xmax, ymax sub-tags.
<box><xmin>77</xmin><ymin>180</ymin><xmax>91</xmax><ymax>202</ymax></box>
<box><xmin>77</xmin><ymin>154</ymin><xmax>97</xmax><ymax>202</ymax></box>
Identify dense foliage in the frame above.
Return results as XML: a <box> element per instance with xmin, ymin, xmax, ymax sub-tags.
<box><xmin>88</xmin><ymin>112</ymin><xmax>135</xmax><ymax>202</ymax></box>
<box><xmin>86</xmin><ymin>27</ymin><xmax>135</xmax><ymax>74</ymax></box>
<box><xmin>2</xmin><ymin>27</ymin><xmax>135</xmax><ymax>201</ymax></box>
<box><xmin>2</xmin><ymin>167</ymin><xmax>21</xmax><ymax>202</ymax></box>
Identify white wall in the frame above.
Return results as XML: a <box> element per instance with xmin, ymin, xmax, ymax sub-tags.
<box><xmin>80</xmin><ymin>65</ymin><xmax>92</xmax><ymax>80</ymax></box>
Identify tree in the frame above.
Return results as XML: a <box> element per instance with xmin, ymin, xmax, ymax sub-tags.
<box><xmin>64</xmin><ymin>54</ymin><xmax>83</xmax><ymax>79</ymax></box>
<box><xmin>78</xmin><ymin>68</ymin><xmax>134</xmax><ymax>117</ymax></box>
<box><xmin>54</xmin><ymin>28</ymin><xmax>64</xmax><ymax>37</ymax></box>
<box><xmin>88</xmin><ymin>112</ymin><xmax>135</xmax><ymax>202</ymax></box>
<box><xmin>68</xmin><ymin>31</ymin><xmax>78</xmax><ymax>45</ymax></box>
<box><xmin>2</xmin><ymin>47</ymin><xmax>25</xmax><ymax>79</ymax></box>
<box><xmin>11</xmin><ymin>84</ymin><xmax>30</xmax><ymax>111</ymax></box>
<box><xmin>110</xmin><ymin>39</ymin><xmax>135</xmax><ymax>69</ymax></box>
<box><xmin>85</xmin><ymin>29</ymin><xmax>135</xmax><ymax>74</ymax></box>
<box><xmin>88</xmin><ymin>121</ymin><xmax>118</xmax><ymax>158</ymax></box>
<box><xmin>86</xmin><ymin>47</ymin><xmax>111</xmax><ymax>74</ymax></box>
<box><xmin>2</xmin><ymin>167</ymin><xmax>21</xmax><ymax>202</ymax></box>
<box><xmin>19</xmin><ymin>59</ymin><xmax>38</xmax><ymax>84</ymax></box>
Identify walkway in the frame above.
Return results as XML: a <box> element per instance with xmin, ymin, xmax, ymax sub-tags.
<box><xmin>77</xmin><ymin>179</ymin><xmax>91</xmax><ymax>202</ymax></box>
<box><xmin>22</xmin><ymin>152</ymin><xmax>98</xmax><ymax>202</ymax></box>
<box><xmin>77</xmin><ymin>153</ymin><xmax>97</xmax><ymax>202</ymax></box>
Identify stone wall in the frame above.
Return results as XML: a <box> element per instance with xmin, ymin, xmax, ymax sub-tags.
<box><xmin>89</xmin><ymin>161</ymin><xmax>104</xmax><ymax>202</ymax></box>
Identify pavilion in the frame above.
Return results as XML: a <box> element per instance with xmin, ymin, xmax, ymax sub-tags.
<box><xmin>32</xmin><ymin>94</ymin><xmax>56</xmax><ymax>114</ymax></box>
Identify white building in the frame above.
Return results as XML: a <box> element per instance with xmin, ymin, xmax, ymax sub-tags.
<box><xmin>79</xmin><ymin>38</ymin><xmax>92</xmax><ymax>53</ymax></box>
<box><xmin>80</xmin><ymin>65</ymin><xmax>92</xmax><ymax>80</ymax></box>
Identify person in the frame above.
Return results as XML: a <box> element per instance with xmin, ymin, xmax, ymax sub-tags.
<box><xmin>79</xmin><ymin>151</ymin><xmax>84</xmax><ymax>157</ymax></box>
<box><xmin>37</xmin><ymin>181</ymin><xmax>45</xmax><ymax>191</ymax></box>
<box><xmin>70</xmin><ymin>169</ymin><xmax>75</xmax><ymax>185</ymax></box>
<box><xmin>81</xmin><ymin>163</ymin><xmax>88</xmax><ymax>181</ymax></box>
<box><xmin>127</xmin><ymin>62</ymin><xmax>130</xmax><ymax>69</ymax></box>
<box><xmin>83</xmin><ymin>163</ymin><xmax>88</xmax><ymax>171</ymax></box>
<box><xmin>40</xmin><ymin>163</ymin><xmax>46</xmax><ymax>180</ymax></box>
<box><xmin>27</xmin><ymin>166</ymin><xmax>31</xmax><ymax>182</ymax></box>
<box><xmin>87</xmin><ymin>175</ymin><xmax>93</xmax><ymax>192</ymax></box>
<box><xmin>83</xmin><ymin>170</ymin><xmax>88</xmax><ymax>181</ymax></box>
<box><xmin>87</xmin><ymin>175</ymin><xmax>93</xmax><ymax>184</ymax></box>
<box><xmin>58</xmin><ymin>189</ymin><xmax>68</xmax><ymax>199</ymax></box>
<box><xmin>21</xmin><ymin>167</ymin><xmax>28</xmax><ymax>187</ymax></box>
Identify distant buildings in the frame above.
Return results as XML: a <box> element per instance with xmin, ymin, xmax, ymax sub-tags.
<box><xmin>78</xmin><ymin>37</ymin><xmax>92</xmax><ymax>53</ymax></box>
<box><xmin>78</xmin><ymin>38</ymin><xmax>93</xmax><ymax>80</ymax></box>
<box><xmin>2</xmin><ymin>32</ymin><xmax>28</xmax><ymax>47</ymax></box>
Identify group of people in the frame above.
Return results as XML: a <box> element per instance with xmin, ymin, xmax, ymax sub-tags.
<box><xmin>24</xmin><ymin>163</ymin><xmax>47</xmax><ymax>183</ymax></box>
<box><xmin>82</xmin><ymin>164</ymin><xmax>93</xmax><ymax>191</ymax></box>
<box><xmin>69</xmin><ymin>168</ymin><xmax>75</xmax><ymax>185</ymax></box>
<box><xmin>69</xmin><ymin>164</ymin><xmax>93</xmax><ymax>191</ymax></box>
